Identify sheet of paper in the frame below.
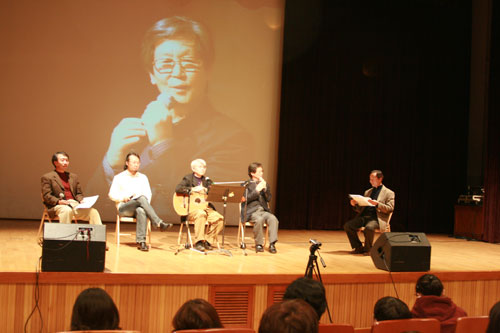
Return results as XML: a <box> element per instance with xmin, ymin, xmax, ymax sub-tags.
<box><xmin>75</xmin><ymin>195</ymin><xmax>99</xmax><ymax>209</ymax></box>
<box><xmin>349</xmin><ymin>194</ymin><xmax>375</xmax><ymax>206</ymax></box>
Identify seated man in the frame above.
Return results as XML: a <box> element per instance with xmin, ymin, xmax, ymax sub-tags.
<box><xmin>344</xmin><ymin>170</ymin><xmax>395</xmax><ymax>255</ymax></box>
<box><xmin>411</xmin><ymin>274</ymin><xmax>467</xmax><ymax>333</ymax></box>
<box><xmin>175</xmin><ymin>159</ymin><xmax>223</xmax><ymax>252</ymax></box>
<box><xmin>283</xmin><ymin>277</ymin><xmax>327</xmax><ymax>320</ymax></box>
<box><xmin>108</xmin><ymin>152</ymin><xmax>172</xmax><ymax>251</ymax></box>
<box><xmin>374</xmin><ymin>296</ymin><xmax>412</xmax><ymax>322</ymax></box>
<box><xmin>241</xmin><ymin>162</ymin><xmax>279</xmax><ymax>253</ymax></box>
<box><xmin>41</xmin><ymin>151</ymin><xmax>102</xmax><ymax>225</ymax></box>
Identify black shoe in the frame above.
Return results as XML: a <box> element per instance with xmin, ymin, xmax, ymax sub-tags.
<box><xmin>269</xmin><ymin>243</ymin><xmax>277</xmax><ymax>254</ymax></box>
<box><xmin>158</xmin><ymin>221</ymin><xmax>173</xmax><ymax>231</ymax></box>
<box><xmin>204</xmin><ymin>241</ymin><xmax>213</xmax><ymax>250</ymax></box>
<box><xmin>195</xmin><ymin>241</ymin><xmax>205</xmax><ymax>252</ymax></box>
<box><xmin>351</xmin><ymin>247</ymin><xmax>364</xmax><ymax>254</ymax></box>
<box><xmin>137</xmin><ymin>242</ymin><xmax>149</xmax><ymax>251</ymax></box>
<box><xmin>256</xmin><ymin>244</ymin><xmax>264</xmax><ymax>253</ymax></box>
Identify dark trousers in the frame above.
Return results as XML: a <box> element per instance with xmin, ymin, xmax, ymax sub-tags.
<box><xmin>118</xmin><ymin>196</ymin><xmax>161</xmax><ymax>242</ymax></box>
<box><xmin>344</xmin><ymin>215</ymin><xmax>379</xmax><ymax>250</ymax></box>
<box><xmin>250</xmin><ymin>207</ymin><xmax>279</xmax><ymax>246</ymax></box>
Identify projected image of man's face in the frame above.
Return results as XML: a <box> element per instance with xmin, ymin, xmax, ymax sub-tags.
<box><xmin>149</xmin><ymin>39</ymin><xmax>207</xmax><ymax>106</ymax></box>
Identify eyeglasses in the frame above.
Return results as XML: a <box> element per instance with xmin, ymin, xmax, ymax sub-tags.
<box><xmin>153</xmin><ymin>58</ymin><xmax>202</xmax><ymax>74</ymax></box>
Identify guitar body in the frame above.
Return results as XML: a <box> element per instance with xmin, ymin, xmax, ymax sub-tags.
<box><xmin>173</xmin><ymin>192</ymin><xmax>209</xmax><ymax>216</ymax></box>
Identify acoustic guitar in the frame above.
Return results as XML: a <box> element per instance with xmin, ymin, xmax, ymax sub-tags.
<box><xmin>172</xmin><ymin>192</ymin><xmax>208</xmax><ymax>216</ymax></box>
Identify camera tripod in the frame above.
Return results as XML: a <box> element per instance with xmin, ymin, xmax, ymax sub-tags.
<box><xmin>304</xmin><ymin>240</ymin><xmax>333</xmax><ymax>323</ymax></box>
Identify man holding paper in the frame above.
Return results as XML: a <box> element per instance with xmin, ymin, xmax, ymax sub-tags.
<box><xmin>344</xmin><ymin>170</ymin><xmax>395</xmax><ymax>254</ymax></box>
<box><xmin>41</xmin><ymin>151</ymin><xmax>102</xmax><ymax>225</ymax></box>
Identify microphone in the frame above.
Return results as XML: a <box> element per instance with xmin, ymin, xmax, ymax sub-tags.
<box><xmin>242</xmin><ymin>180</ymin><xmax>255</xmax><ymax>187</ymax></box>
<box><xmin>158</xmin><ymin>93</ymin><xmax>177</xmax><ymax>109</ymax></box>
<box><xmin>59</xmin><ymin>192</ymin><xmax>72</xmax><ymax>208</ymax></box>
<box><xmin>205</xmin><ymin>177</ymin><xmax>213</xmax><ymax>186</ymax></box>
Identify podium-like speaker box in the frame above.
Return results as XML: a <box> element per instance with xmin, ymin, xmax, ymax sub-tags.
<box><xmin>370</xmin><ymin>232</ymin><xmax>431</xmax><ymax>272</ymax></box>
<box><xmin>42</xmin><ymin>223</ymin><xmax>106</xmax><ymax>272</ymax></box>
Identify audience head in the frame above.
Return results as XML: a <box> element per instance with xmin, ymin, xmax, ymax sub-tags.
<box><xmin>172</xmin><ymin>298</ymin><xmax>222</xmax><ymax>331</ymax></box>
<box><xmin>259</xmin><ymin>299</ymin><xmax>319</xmax><ymax>333</ymax></box>
<box><xmin>374</xmin><ymin>296</ymin><xmax>412</xmax><ymax>322</ymax></box>
<box><xmin>70</xmin><ymin>287</ymin><xmax>120</xmax><ymax>330</ymax></box>
<box><xmin>283</xmin><ymin>277</ymin><xmax>327</xmax><ymax>319</ymax></box>
<box><xmin>487</xmin><ymin>300</ymin><xmax>500</xmax><ymax>333</ymax></box>
<box><xmin>415</xmin><ymin>274</ymin><xmax>444</xmax><ymax>296</ymax></box>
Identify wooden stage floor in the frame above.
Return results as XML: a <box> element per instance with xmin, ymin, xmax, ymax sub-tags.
<box><xmin>1</xmin><ymin>220</ymin><xmax>500</xmax><ymax>276</ymax></box>
<box><xmin>1</xmin><ymin>220</ymin><xmax>500</xmax><ymax>332</ymax></box>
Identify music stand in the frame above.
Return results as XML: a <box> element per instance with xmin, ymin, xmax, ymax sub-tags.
<box><xmin>207</xmin><ymin>183</ymin><xmax>245</xmax><ymax>251</ymax></box>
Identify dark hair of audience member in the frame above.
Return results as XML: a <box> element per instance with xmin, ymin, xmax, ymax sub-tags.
<box><xmin>259</xmin><ymin>299</ymin><xmax>319</xmax><ymax>333</ymax></box>
<box><xmin>172</xmin><ymin>298</ymin><xmax>223</xmax><ymax>332</ymax></box>
<box><xmin>283</xmin><ymin>277</ymin><xmax>327</xmax><ymax>319</ymax></box>
<box><xmin>415</xmin><ymin>274</ymin><xmax>444</xmax><ymax>296</ymax></box>
<box><xmin>487</xmin><ymin>301</ymin><xmax>500</xmax><ymax>333</ymax></box>
<box><xmin>70</xmin><ymin>288</ymin><xmax>120</xmax><ymax>330</ymax></box>
<box><xmin>374</xmin><ymin>296</ymin><xmax>412</xmax><ymax>322</ymax></box>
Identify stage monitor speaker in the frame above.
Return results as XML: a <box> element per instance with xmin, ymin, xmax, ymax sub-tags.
<box><xmin>42</xmin><ymin>223</ymin><xmax>106</xmax><ymax>272</ymax></box>
<box><xmin>370</xmin><ymin>232</ymin><xmax>431</xmax><ymax>272</ymax></box>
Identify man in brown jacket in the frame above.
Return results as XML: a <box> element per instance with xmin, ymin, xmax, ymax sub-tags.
<box><xmin>41</xmin><ymin>151</ymin><xmax>101</xmax><ymax>224</ymax></box>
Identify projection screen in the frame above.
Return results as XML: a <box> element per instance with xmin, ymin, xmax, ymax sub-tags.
<box><xmin>0</xmin><ymin>0</ymin><xmax>284</xmax><ymax>223</ymax></box>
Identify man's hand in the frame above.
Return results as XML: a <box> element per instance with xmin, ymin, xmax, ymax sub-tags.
<box><xmin>58</xmin><ymin>200</ymin><xmax>70</xmax><ymax>205</ymax></box>
<box><xmin>350</xmin><ymin>199</ymin><xmax>358</xmax><ymax>206</ymax></box>
<box><xmin>191</xmin><ymin>185</ymin><xmax>207</xmax><ymax>193</ymax></box>
<box><xmin>368</xmin><ymin>199</ymin><xmax>379</xmax><ymax>206</ymax></box>
<box><xmin>106</xmin><ymin>118</ymin><xmax>147</xmax><ymax>168</ymax></box>
<box><xmin>256</xmin><ymin>177</ymin><xmax>267</xmax><ymax>192</ymax></box>
<box><xmin>122</xmin><ymin>196</ymin><xmax>132</xmax><ymax>203</ymax></box>
<box><xmin>141</xmin><ymin>100</ymin><xmax>174</xmax><ymax>146</ymax></box>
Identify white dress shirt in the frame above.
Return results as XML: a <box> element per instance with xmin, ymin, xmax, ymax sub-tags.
<box><xmin>108</xmin><ymin>170</ymin><xmax>152</xmax><ymax>208</ymax></box>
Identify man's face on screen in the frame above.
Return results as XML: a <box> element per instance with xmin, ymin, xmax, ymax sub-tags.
<box><xmin>150</xmin><ymin>39</ymin><xmax>207</xmax><ymax>106</ymax></box>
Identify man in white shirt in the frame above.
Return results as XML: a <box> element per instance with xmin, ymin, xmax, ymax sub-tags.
<box><xmin>109</xmin><ymin>152</ymin><xmax>172</xmax><ymax>251</ymax></box>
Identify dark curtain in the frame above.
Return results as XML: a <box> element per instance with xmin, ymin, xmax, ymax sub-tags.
<box><xmin>275</xmin><ymin>0</ymin><xmax>471</xmax><ymax>233</ymax></box>
<box><xmin>483</xmin><ymin>0</ymin><xmax>500</xmax><ymax>243</ymax></box>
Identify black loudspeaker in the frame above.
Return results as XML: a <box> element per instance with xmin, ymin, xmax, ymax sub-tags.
<box><xmin>370</xmin><ymin>232</ymin><xmax>431</xmax><ymax>272</ymax></box>
<box><xmin>42</xmin><ymin>223</ymin><xmax>106</xmax><ymax>272</ymax></box>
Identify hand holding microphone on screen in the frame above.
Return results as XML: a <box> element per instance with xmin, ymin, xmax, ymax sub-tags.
<box><xmin>141</xmin><ymin>93</ymin><xmax>176</xmax><ymax>146</ymax></box>
<box><xmin>105</xmin><ymin>117</ymin><xmax>147</xmax><ymax>169</ymax></box>
<box><xmin>105</xmin><ymin>94</ymin><xmax>176</xmax><ymax>169</ymax></box>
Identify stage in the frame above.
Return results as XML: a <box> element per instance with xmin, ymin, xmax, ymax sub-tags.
<box><xmin>1</xmin><ymin>220</ymin><xmax>500</xmax><ymax>332</ymax></box>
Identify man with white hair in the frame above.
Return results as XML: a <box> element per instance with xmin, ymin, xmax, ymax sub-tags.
<box><xmin>175</xmin><ymin>159</ymin><xmax>224</xmax><ymax>251</ymax></box>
